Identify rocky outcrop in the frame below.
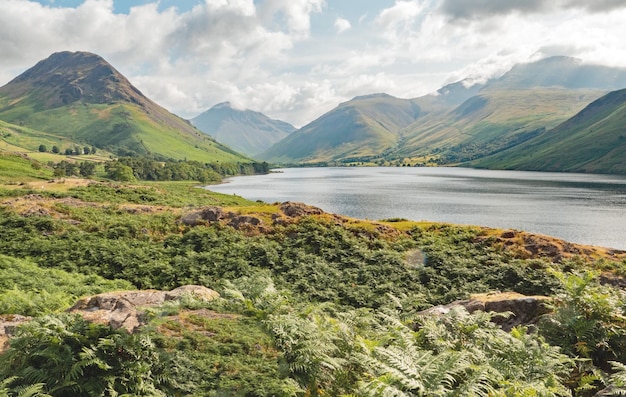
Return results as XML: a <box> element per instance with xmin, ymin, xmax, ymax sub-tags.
<box><xmin>280</xmin><ymin>202</ymin><xmax>324</xmax><ymax>217</ymax></box>
<box><xmin>180</xmin><ymin>206</ymin><xmax>264</xmax><ymax>230</ymax></box>
<box><xmin>419</xmin><ymin>292</ymin><xmax>551</xmax><ymax>331</ymax></box>
<box><xmin>228</xmin><ymin>215</ymin><xmax>262</xmax><ymax>229</ymax></box>
<box><xmin>478</xmin><ymin>229</ymin><xmax>626</xmax><ymax>263</ymax></box>
<box><xmin>68</xmin><ymin>285</ymin><xmax>219</xmax><ymax>332</ymax></box>
<box><xmin>180</xmin><ymin>206</ymin><xmax>225</xmax><ymax>226</ymax></box>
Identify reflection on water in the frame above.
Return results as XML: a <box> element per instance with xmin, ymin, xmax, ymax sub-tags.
<box><xmin>206</xmin><ymin>167</ymin><xmax>626</xmax><ymax>250</ymax></box>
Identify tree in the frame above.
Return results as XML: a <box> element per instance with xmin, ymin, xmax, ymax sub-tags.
<box><xmin>79</xmin><ymin>161</ymin><xmax>96</xmax><ymax>178</ymax></box>
<box><xmin>64</xmin><ymin>148</ymin><xmax>73</xmax><ymax>155</ymax></box>
<box><xmin>38</xmin><ymin>144</ymin><xmax>47</xmax><ymax>153</ymax></box>
<box><xmin>83</xmin><ymin>146</ymin><xmax>90</xmax><ymax>155</ymax></box>
<box><xmin>105</xmin><ymin>163</ymin><xmax>136</xmax><ymax>182</ymax></box>
<box><xmin>51</xmin><ymin>146</ymin><xmax>60</xmax><ymax>154</ymax></box>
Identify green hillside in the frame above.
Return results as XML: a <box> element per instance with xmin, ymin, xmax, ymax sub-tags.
<box><xmin>392</xmin><ymin>89</ymin><xmax>603</xmax><ymax>163</ymax></box>
<box><xmin>259</xmin><ymin>93</ymin><xmax>424</xmax><ymax>163</ymax></box>
<box><xmin>0</xmin><ymin>118</ymin><xmax>85</xmax><ymax>155</ymax></box>
<box><xmin>472</xmin><ymin>88</ymin><xmax>626</xmax><ymax>174</ymax></box>
<box><xmin>0</xmin><ymin>152</ymin><xmax>52</xmax><ymax>182</ymax></box>
<box><xmin>258</xmin><ymin>57</ymin><xmax>626</xmax><ymax>167</ymax></box>
<box><xmin>0</xmin><ymin>51</ymin><xmax>248</xmax><ymax>163</ymax></box>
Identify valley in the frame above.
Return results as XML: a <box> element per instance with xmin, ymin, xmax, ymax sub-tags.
<box><xmin>1</xmin><ymin>50</ymin><xmax>626</xmax><ymax>396</ymax></box>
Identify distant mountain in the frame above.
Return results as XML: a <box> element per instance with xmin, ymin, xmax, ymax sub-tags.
<box><xmin>0</xmin><ymin>51</ymin><xmax>247</xmax><ymax>162</ymax></box>
<box><xmin>259</xmin><ymin>93</ymin><xmax>424</xmax><ymax>163</ymax></box>
<box><xmin>487</xmin><ymin>56</ymin><xmax>626</xmax><ymax>91</ymax></box>
<box><xmin>191</xmin><ymin>102</ymin><xmax>295</xmax><ymax>157</ymax></box>
<box><xmin>471</xmin><ymin>88</ymin><xmax>626</xmax><ymax>174</ymax></box>
<box><xmin>260</xmin><ymin>56</ymin><xmax>626</xmax><ymax>165</ymax></box>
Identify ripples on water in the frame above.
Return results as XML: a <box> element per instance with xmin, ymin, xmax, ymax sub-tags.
<box><xmin>206</xmin><ymin>167</ymin><xmax>626</xmax><ymax>250</ymax></box>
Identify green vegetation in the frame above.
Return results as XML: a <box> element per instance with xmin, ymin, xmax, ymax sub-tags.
<box><xmin>472</xmin><ymin>89</ymin><xmax>626</xmax><ymax>174</ymax></box>
<box><xmin>1</xmin><ymin>181</ymin><xmax>626</xmax><ymax>395</ymax></box>
<box><xmin>259</xmin><ymin>94</ymin><xmax>422</xmax><ymax>163</ymax></box>
<box><xmin>0</xmin><ymin>255</ymin><xmax>132</xmax><ymax>316</ymax></box>
<box><xmin>0</xmin><ymin>51</ymin><xmax>249</xmax><ymax>163</ymax></box>
<box><xmin>392</xmin><ymin>89</ymin><xmax>603</xmax><ymax>165</ymax></box>
<box><xmin>6</xmin><ymin>54</ymin><xmax>626</xmax><ymax>395</ymax></box>
<box><xmin>0</xmin><ymin>153</ymin><xmax>52</xmax><ymax>182</ymax></box>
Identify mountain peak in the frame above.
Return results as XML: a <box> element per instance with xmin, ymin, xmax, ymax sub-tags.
<box><xmin>0</xmin><ymin>51</ymin><xmax>248</xmax><ymax>162</ymax></box>
<box><xmin>211</xmin><ymin>101</ymin><xmax>233</xmax><ymax>110</ymax></box>
<box><xmin>351</xmin><ymin>93</ymin><xmax>394</xmax><ymax>101</ymax></box>
<box><xmin>192</xmin><ymin>103</ymin><xmax>295</xmax><ymax>157</ymax></box>
<box><xmin>488</xmin><ymin>55</ymin><xmax>626</xmax><ymax>90</ymax></box>
<box><xmin>4</xmin><ymin>50</ymin><xmax>146</xmax><ymax>108</ymax></box>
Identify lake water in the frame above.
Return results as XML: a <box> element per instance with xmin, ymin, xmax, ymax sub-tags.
<box><xmin>206</xmin><ymin>167</ymin><xmax>626</xmax><ymax>250</ymax></box>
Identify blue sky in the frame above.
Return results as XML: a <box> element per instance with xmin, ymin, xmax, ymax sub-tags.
<box><xmin>4</xmin><ymin>0</ymin><xmax>626</xmax><ymax>126</ymax></box>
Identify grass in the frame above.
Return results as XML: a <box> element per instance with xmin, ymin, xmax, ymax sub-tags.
<box><xmin>472</xmin><ymin>90</ymin><xmax>626</xmax><ymax>174</ymax></box>
<box><xmin>0</xmin><ymin>119</ymin><xmax>92</xmax><ymax>154</ymax></box>
<box><xmin>394</xmin><ymin>88</ymin><xmax>604</xmax><ymax>162</ymax></box>
<box><xmin>1</xmin><ymin>99</ymin><xmax>247</xmax><ymax>163</ymax></box>
<box><xmin>0</xmin><ymin>152</ymin><xmax>52</xmax><ymax>183</ymax></box>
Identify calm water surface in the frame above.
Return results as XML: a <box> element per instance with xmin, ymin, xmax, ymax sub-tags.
<box><xmin>206</xmin><ymin>167</ymin><xmax>626</xmax><ymax>250</ymax></box>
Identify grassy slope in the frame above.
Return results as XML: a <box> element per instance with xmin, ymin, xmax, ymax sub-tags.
<box><xmin>394</xmin><ymin>89</ymin><xmax>604</xmax><ymax>162</ymax></box>
<box><xmin>259</xmin><ymin>94</ymin><xmax>421</xmax><ymax>163</ymax></box>
<box><xmin>0</xmin><ymin>99</ymin><xmax>246</xmax><ymax>163</ymax></box>
<box><xmin>0</xmin><ymin>152</ymin><xmax>53</xmax><ymax>182</ymax></box>
<box><xmin>472</xmin><ymin>88</ymin><xmax>626</xmax><ymax>174</ymax></box>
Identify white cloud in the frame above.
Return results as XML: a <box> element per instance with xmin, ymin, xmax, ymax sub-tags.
<box><xmin>376</xmin><ymin>0</ymin><xmax>425</xmax><ymax>30</ymax></box>
<box><xmin>334</xmin><ymin>17</ymin><xmax>351</xmax><ymax>34</ymax></box>
<box><xmin>257</xmin><ymin>0</ymin><xmax>325</xmax><ymax>38</ymax></box>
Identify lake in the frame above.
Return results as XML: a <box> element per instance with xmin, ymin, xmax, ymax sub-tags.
<box><xmin>206</xmin><ymin>167</ymin><xmax>626</xmax><ymax>250</ymax></box>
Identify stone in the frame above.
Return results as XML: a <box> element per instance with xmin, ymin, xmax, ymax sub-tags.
<box><xmin>418</xmin><ymin>292</ymin><xmax>551</xmax><ymax>331</ymax></box>
<box><xmin>280</xmin><ymin>202</ymin><xmax>324</xmax><ymax>217</ymax></box>
<box><xmin>228</xmin><ymin>215</ymin><xmax>262</xmax><ymax>229</ymax></box>
<box><xmin>68</xmin><ymin>286</ymin><xmax>220</xmax><ymax>333</ymax></box>
<box><xmin>180</xmin><ymin>206</ymin><xmax>224</xmax><ymax>226</ymax></box>
<box><xmin>165</xmin><ymin>285</ymin><xmax>220</xmax><ymax>302</ymax></box>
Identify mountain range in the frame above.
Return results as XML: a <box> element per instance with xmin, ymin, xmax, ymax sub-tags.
<box><xmin>0</xmin><ymin>51</ymin><xmax>247</xmax><ymax>162</ymax></box>
<box><xmin>2</xmin><ymin>52</ymin><xmax>626</xmax><ymax>175</ymax></box>
<box><xmin>259</xmin><ymin>56</ymin><xmax>626</xmax><ymax>172</ymax></box>
<box><xmin>472</xmin><ymin>88</ymin><xmax>626</xmax><ymax>174</ymax></box>
<box><xmin>191</xmin><ymin>102</ymin><xmax>295</xmax><ymax>157</ymax></box>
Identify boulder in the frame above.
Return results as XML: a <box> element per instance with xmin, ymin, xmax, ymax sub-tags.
<box><xmin>165</xmin><ymin>285</ymin><xmax>220</xmax><ymax>301</ymax></box>
<box><xmin>180</xmin><ymin>206</ymin><xmax>224</xmax><ymax>226</ymax></box>
<box><xmin>419</xmin><ymin>292</ymin><xmax>551</xmax><ymax>331</ymax></box>
<box><xmin>280</xmin><ymin>202</ymin><xmax>324</xmax><ymax>217</ymax></box>
<box><xmin>228</xmin><ymin>215</ymin><xmax>262</xmax><ymax>229</ymax></box>
<box><xmin>68</xmin><ymin>286</ymin><xmax>219</xmax><ymax>332</ymax></box>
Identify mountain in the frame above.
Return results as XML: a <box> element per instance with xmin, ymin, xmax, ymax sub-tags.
<box><xmin>0</xmin><ymin>51</ymin><xmax>247</xmax><ymax>162</ymax></box>
<box><xmin>191</xmin><ymin>102</ymin><xmax>295</xmax><ymax>157</ymax></box>
<box><xmin>392</xmin><ymin>88</ymin><xmax>603</xmax><ymax>163</ymax></box>
<box><xmin>471</xmin><ymin>88</ymin><xmax>626</xmax><ymax>174</ymax></box>
<box><xmin>260</xmin><ymin>56</ymin><xmax>626</xmax><ymax>165</ymax></box>
<box><xmin>487</xmin><ymin>56</ymin><xmax>626</xmax><ymax>91</ymax></box>
<box><xmin>259</xmin><ymin>93</ymin><xmax>424</xmax><ymax>163</ymax></box>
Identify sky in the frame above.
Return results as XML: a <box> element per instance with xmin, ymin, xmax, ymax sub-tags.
<box><xmin>2</xmin><ymin>0</ymin><xmax>626</xmax><ymax>127</ymax></box>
